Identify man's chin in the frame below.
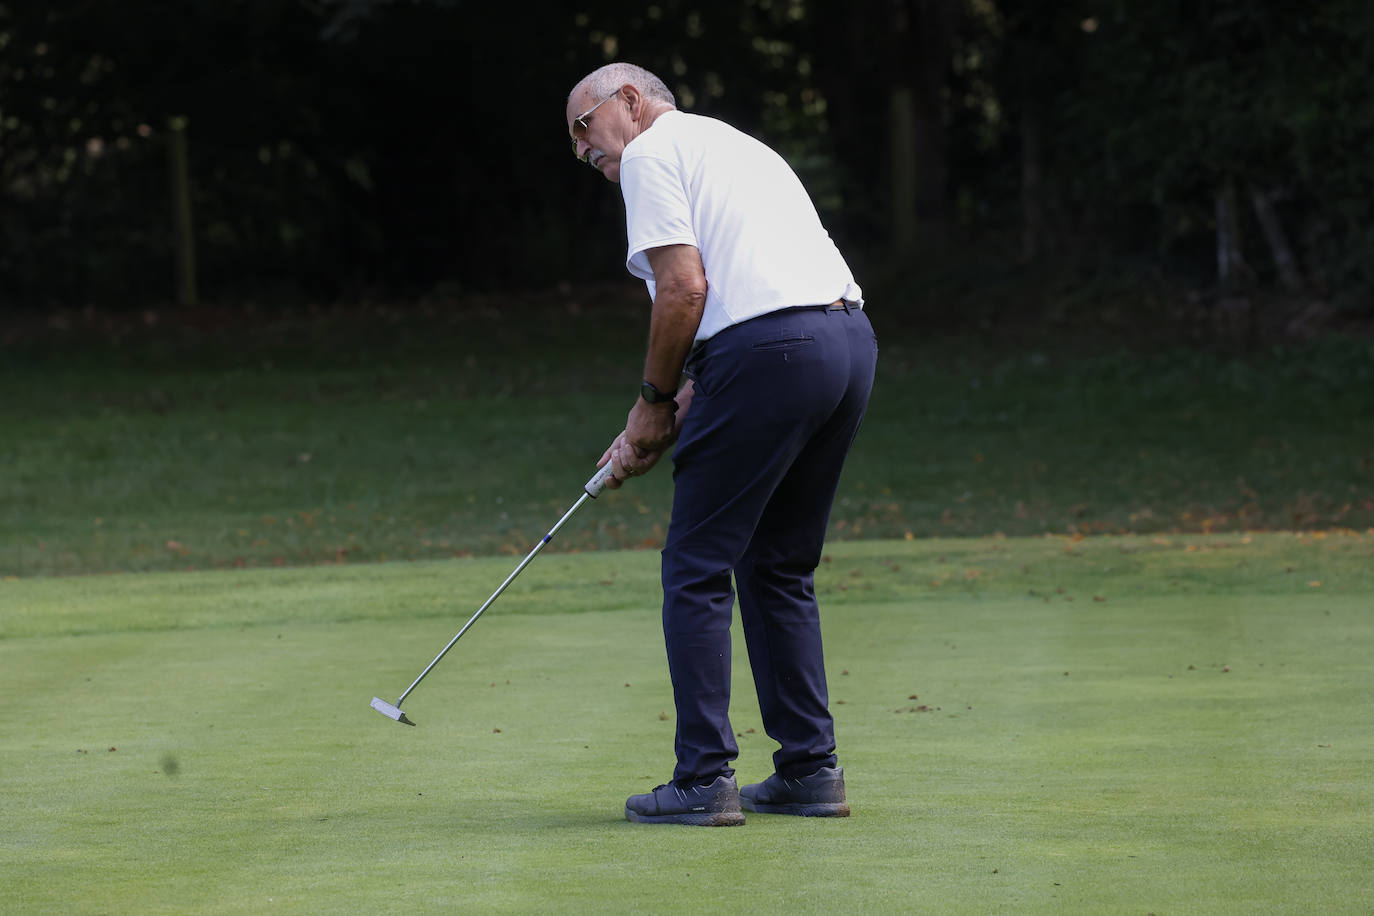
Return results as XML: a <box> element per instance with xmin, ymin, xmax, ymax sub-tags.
<box><xmin>592</xmin><ymin>158</ymin><xmax>620</xmax><ymax>183</ymax></box>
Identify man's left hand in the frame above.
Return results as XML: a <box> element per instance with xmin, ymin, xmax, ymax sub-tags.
<box><xmin>626</xmin><ymin>397</ymin><xmax>678</xmax><ymax>454</ymax></box>
<box><xmin>597</xmin><ymin>380</ymin><xmax>695</xmax><ymax>488</ymax></box>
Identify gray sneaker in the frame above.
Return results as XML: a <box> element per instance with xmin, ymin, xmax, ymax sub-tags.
<box><xmin>624</xmin><ymin>775</ymin><xmax>746</xmax><ymax>826</ymax></box>
<box><xmin>740</xmin><ymin>765</ymin><xmax>850</xmax><ymax>817</ymax></box>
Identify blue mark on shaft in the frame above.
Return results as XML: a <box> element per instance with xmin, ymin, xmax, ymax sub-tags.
<box><xmin>543</xmin><ymin>534</ymin><xmax>552</xmax><ymax>544</ymax></box>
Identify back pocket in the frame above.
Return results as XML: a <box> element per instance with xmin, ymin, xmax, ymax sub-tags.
<box><xmin>750</xmin><ymin>331</ymin><xmax>815</xmax><ymax>352</ymax></box>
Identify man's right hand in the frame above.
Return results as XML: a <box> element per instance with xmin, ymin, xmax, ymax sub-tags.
<box><xmin>597</xmin><ymin>431</ymin><xmax>662</xmax><ymax>489</ymax></box>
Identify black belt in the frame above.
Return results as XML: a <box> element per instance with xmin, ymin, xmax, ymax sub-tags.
<box><xmin>779</xmin><ymin>299</ymin><xmax>854</xmax><ymax>315</ymax></box>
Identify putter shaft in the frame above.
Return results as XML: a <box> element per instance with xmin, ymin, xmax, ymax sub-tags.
<box><xmin>373</xmin><ymin>463</ymin><xmax>616</xmax><ymax>723</ymax></box>
<box><xmin>395</xmin><ymin>490</ymin><xmax>593</xmax><ymax>706</ymax></box>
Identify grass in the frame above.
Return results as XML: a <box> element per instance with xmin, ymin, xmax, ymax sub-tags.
<box><xmin>2</xmin><ymin>534</ymin><xmax>1372</xmax><ymax>912</ymax></box>
<box><xmin>2</xmin><ymin>301</ymin><xmax>1372</xmax><ymax>909</ymax></box>
<box><xmin>2</xmin><ymin>299</ymin><xmax>1373</xmax><ymax>577</ymax></box>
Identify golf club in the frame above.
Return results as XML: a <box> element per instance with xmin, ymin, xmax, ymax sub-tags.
<box><xmin>370</xmin><ymin>462</ymin><xmax>617</xmax><ymax>726</ymax></box>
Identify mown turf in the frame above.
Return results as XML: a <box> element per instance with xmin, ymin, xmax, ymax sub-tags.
<box><xmin>2</xmin><ymin>534</ymin><xmax>1370</xmax><ymax>913</ymax></box>
<box><xmin>3</xmin><ymin>305</ymin><xmax>1372</xmax><ymax>576</ymax></box>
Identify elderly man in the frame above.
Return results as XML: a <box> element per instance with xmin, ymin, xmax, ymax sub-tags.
<box><xmin>567</xmin><ymin>62</ymin><xmax>877</xmax><ymax>826</ymax></box>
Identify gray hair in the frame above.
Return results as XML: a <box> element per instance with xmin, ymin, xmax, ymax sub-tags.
<box><xmin>571</xmin><ymin>62</ymin><xmax>676</xmax><ymax>108</ymax></box>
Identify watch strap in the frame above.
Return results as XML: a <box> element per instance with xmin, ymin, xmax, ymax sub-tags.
<box><xmin>641</xmin><ymin>380</ymin><xmax>678</xmax><ymax>406</ymax></box>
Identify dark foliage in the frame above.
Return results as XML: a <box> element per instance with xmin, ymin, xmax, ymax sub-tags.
<box><xmin>1</xmin><ymin>0</ymin><xmax>1370</xmax><ymax>321</ymax></box>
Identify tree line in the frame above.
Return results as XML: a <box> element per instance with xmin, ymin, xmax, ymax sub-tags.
<box><xmin>2</xmin><ymin>0</ymin><xmax>1370</xmax><ymax>324</ymax></box>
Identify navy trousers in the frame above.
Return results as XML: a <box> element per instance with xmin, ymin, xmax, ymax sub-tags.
<box><xmin>662</xmin><ymin>304</ymin><xmax>877</xmax><ymax>784</ymax></box>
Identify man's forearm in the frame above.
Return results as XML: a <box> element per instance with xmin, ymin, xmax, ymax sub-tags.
<box><xmin>643</xmin><ymin>244</ymin><xmax>707</xmax><ymax>393</ymax></box>
<box><xmin>644</xmin><ymin>291</ymin><xmax>703</xmax><ymax>392</ymax></box>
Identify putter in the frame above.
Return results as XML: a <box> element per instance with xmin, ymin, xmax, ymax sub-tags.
<box><xmin>371</xmin><ymin>462</ymin><xmax>617</xmax><ymax>726</ymax></box>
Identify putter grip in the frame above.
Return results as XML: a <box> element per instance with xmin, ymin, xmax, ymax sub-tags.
<box><xmin>584</xmin><ymin>462</ymin><xmax>616</xmax><ymax>498</ymax></box>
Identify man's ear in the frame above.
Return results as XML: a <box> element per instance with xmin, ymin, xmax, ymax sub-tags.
<box><xmin>621</xmin><ymin>83</ymin><xmax>644</xmax><ymax>118</ymax></box>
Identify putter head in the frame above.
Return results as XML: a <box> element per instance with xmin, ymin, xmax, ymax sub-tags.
<box><xmin>371</xmin><ymin>696</ymin><xmax>416</xmax><ymax>726</ymax></box>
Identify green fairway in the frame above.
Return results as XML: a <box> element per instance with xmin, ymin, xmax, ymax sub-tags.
<box><xmin>3</xmin><ymin>534</ymin><xmax>1371</xmax><ymax>913</ymax></box>
<box><xmin>4</xmin><ymin>306</ymin><xmax>1373</xmax><ymax>577</ymax></box>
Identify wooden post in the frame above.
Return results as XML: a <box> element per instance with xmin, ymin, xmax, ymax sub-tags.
<box><xmin>168</xmin><ymin>116</ymin><xmax>198</xmax><ymax>308</ymax></box>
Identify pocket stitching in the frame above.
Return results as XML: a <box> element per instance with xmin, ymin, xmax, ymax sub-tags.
<box><xmin>751</xmin><ymin>333</ymin><xmax>815</xmax><ymax>352</ymax></box>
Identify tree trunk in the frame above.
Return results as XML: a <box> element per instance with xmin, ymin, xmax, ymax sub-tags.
<box><xmin>890</xmin><ymin>86</ymin><xmax>919</xmax><ymax>252</ymax></box>
<box><xmin>909</xmin><ymin>0</ymin><xmax>954</xmax><ymax>252</ymax></box>
<box><xmin>806</xmin><ymin>0</ymin><xmax>889</xmax><ymax>240</ymax></box>
<box><xmin>1020</xmin><ymin>99</ymin><xmax>1046</xmax><ymax>262</ymax></box>
<box><xmin>886</xmin><ymin>0</ymin><xmax>953</xmax><ymax>256</ymax></box>
<box><xmin>1248</xmin><ymin>183</ymin><xmax>1304</xmax><ymax>292</ymax></box>
<box><xmin>1215</xmin><ymin>179</ymin><xmax>1252</xmax><ymax>293</ymax></box>
<box><xmin>168</xmin><ymin>116</ymin><xmax>198</xmax><ymax>308</ymax></box>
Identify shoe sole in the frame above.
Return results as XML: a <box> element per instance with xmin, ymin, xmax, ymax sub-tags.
<box><xmin>740</xmin><ymin>799</ymin><xmax>850</xmax><ymax>817</ymax></box>
<box><xmin>624</xmin><ymin>808</ymin><xmax>746</xmax><ymax>826</ymax></box>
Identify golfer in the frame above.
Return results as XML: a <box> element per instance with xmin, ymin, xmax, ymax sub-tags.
<box><xmin>567</xmin><ymin>62</ymin><xmax>877</xmax><ymax>826</ymax></box>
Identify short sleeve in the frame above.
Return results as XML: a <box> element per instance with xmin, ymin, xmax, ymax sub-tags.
<box><xmin>621</xmin><ymin>153</ymin><xmax>698</xmax><ymax>280</ymax></box>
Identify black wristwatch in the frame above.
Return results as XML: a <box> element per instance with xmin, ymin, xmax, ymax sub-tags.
<box><xmin>640</xmin><ymin>379</ymin><xmax>678</xmax><ymax>407</ymax></box>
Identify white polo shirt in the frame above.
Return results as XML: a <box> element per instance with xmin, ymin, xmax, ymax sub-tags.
<box><xmin>619</xmin><ymin>110</ymin><xmax>863</xmax><ymax>343</ymax></box>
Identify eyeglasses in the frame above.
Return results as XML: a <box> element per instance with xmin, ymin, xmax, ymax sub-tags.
<box><xmin>570</xmin><ymin>89</ymin><xmax>620</xmax><ymax>159</ymax></box>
